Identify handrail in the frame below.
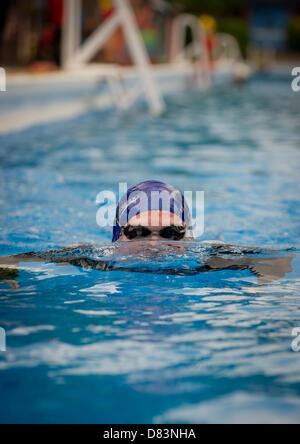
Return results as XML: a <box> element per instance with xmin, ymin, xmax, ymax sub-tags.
<box><xmin>61</xmin><ymin>0</ymin><xmax>165</xmax><ymax>115</ymax></box>
<box><xmin>170</xmin><ymin>14</ymin><xmax>211</xmax><ymax>88</ymax></box>
<box><xmin>214</xmin><ymin>33</ymin><xmax>243</xmax><ymax>65</ymax></box>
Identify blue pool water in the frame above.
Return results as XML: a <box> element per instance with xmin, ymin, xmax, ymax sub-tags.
<box><xmin>1</xmin><ymin>73</ymin><xmax>300</xmax><ymax>424</ymax></box>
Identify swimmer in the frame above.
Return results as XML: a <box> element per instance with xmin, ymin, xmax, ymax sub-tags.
<box><xmin>0</xmin><ymin>180</ymin><xmax>295</xmax><ymax>285</ymax></box>
<box><xmin>112</xmin><ymin>180</ymin><xmax>193</xmax><ymax>243</ymax></box>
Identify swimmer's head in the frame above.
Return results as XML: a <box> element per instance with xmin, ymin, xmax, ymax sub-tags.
<box><xmin>112</xmin><ymin>180</ymin><xmax>193</xmax><ymax>242</ymax></box>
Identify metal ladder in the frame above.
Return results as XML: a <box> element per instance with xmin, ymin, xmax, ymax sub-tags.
<box><xmin>61</xmin><ymin>0</ymin><xmax>165</xmax><ymax>115</ymax></box>
<box><xmin>170</xmin><ymin>14</ymin><xmax>211</xmax><ymax>89</ymax></box>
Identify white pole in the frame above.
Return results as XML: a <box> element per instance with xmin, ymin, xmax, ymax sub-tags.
<box><xmin>0</xmin><ymin>67</ymin><xmax>6</xmax><ymax>92</ymax></box>
<box><xmin>61</xmin><ymin>0</ymin><xmax>165</xmax><ymax>115</ymax></box>
<box><xmin>113</xmin><ymin>0</ymin><xmax>165</xmax><ymax>115</ymax></box>
<box><xmin>70</xmin><ymin>11</ymin><xmax>121</xmax><ymax>67</ymax></box>
<box><xmin>62</xmin><ymin>0</ymin><xmax>82</xmax><ymax>69</ymax></box>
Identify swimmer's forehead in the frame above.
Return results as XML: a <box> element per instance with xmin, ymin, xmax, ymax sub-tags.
<box><xmin>126</xmin><ymin>210</ymin><xmax>185</xmax><ymax>227</ymax></box>
<box><xmin>118</xmin><ymin>186</ymin><xmax>188</xmax><ymax>219</ymax></box>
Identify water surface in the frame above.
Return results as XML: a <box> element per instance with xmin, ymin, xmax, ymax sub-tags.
<box><xmin>0</xmin><ymin>73</ymin><xmax>300</xmax><ymax>423</ymax></box>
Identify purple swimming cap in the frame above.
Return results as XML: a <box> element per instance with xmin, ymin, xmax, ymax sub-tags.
<box><xmin>112</xmin><ymin>180</ymin><xmax>191</xmax><ymax>242</ymax></box>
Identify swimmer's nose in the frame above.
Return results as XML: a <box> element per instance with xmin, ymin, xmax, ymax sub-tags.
<box><xmin>147</xmin><ymin>233</ymin><xmax>160</xmax><ymax>245</ymax></box>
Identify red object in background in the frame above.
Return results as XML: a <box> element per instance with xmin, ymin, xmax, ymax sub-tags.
<box><xmin>39</xmin><ymin>26</ymin><xmax>56</xmax><ymax>49</ymax></box>
<box><xmin>102</xmin><ymin>8</ymin><xmax>114</xmax><ymax>20</ymax></box>
<box><xmin>206</xmin><ymin>35</ymin><xmax>216</xmax><ymax>53</ymax></box>
<box><xmin>47</xmin><ymin>0</ymin><xmax>63</xmax><ymax>27</ymax></box>
<box><xmin>206</xmin><ymin>34</ymin><xmax>217</xmax><ymax>69</ymax></box>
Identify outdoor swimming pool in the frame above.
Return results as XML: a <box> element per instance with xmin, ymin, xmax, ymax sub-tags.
<box><xmin>0</xmin><ymin>72</ymin><xmax>300</xmax><ymax>424</ymax></box>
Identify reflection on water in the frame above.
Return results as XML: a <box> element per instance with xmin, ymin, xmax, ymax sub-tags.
<box><xmin>0</xmin><ymin>243</ymin><xmax>300</xmax><ymax>423</ymax></box>
<box><xmin>0</xmin><ymin>74</ymin><xmax>300</xmax><ymax>423</ymax></box>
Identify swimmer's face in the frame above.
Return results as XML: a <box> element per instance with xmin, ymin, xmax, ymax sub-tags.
<box><xmin>118</xmin><ymin>210</ymin><xmax>190</xmax><ymax>242</ymax></box>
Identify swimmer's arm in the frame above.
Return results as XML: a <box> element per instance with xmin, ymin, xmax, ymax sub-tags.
<box><xmin>0</xmin><ymin>252</ymin><xmax>66</xmax><ymax>269</ymax></box>
<box><xmin>0</xmin><ymin>253</ymin><xmax>44</xmax><ymax>267</ymax></box>
<box><xmin>0</xmin><ymin>245</ymin><xmax>92</xmax><ymax>267</ymax></box>
<box><xmin>201</xmin><ymin>254</ymin><xmax>295</xmax><ymax>284</ymax></box>
<box><xmin>0</xmin><ymin>248</ymin><xmax>81</xmax><ymax>281</ymax></box>
<box><xmin>0</xmin><ymin>247</ymin><xmax>113</xmax><ymax>277</ymax></box>
<box><xmin>0</xmin><ymin>251</ymin><xmax>83</xmax><ymax>289</ymax></box>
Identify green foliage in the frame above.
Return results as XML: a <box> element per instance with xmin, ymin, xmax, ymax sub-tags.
<box><xmin>167</xmin><ymin>0</ymin><xmax>240</xmax><ymax>16</ymax></box>
<box><xmin>287</xmin><ymin>17</ymin><xmax>300</xmax><ymax>52</ymax></box>
<box><xmin>217</xmin><ymin>18</ymin><xmax>249</xmax><ymax>58</ymax></box>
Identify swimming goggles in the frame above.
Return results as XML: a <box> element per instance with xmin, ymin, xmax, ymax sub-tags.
<box><xmin>122</xmin><ymin>225</ymin><xmax>186</xmax><ymax>241</ymax></box>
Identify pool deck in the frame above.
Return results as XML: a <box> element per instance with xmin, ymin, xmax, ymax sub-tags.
<box><xmin>1</xmin><ymin>61</ymin><xmax>238</xmax><ymax>134</ymax></box>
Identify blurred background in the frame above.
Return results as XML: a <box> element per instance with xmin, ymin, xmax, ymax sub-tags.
<box><xmin>0</xmin><ymin>0</ymin><xmax>300</xmax><ymax>72</ymax></box>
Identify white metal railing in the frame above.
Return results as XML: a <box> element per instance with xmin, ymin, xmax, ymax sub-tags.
<box><xmin>61</xmin><ymin>0</ymin><xmax>82</xmax><ymax>67</ymax></box>
<box><xmin>0</xmin><ymin>67</ymin><xmax>6</xmax><ymax>92</ymax></box>
<box><xmin>170</xmin><ymin>14</ymin><xmax>211</xmax><ymax>88</ymax></box>
<box><xmin>214</xmin><ymin>33</ymin><xmax>243</xmax><ymax>65</ymax></box>
<box><xmin>170</xmin><ymin>15</ymin><xmax>249</xmax><ymax>84</ymax></box>
<box><xmin>61</xmin><ymin>0</ymin><xmax>165</xmax><ymax>115</ymax></box>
